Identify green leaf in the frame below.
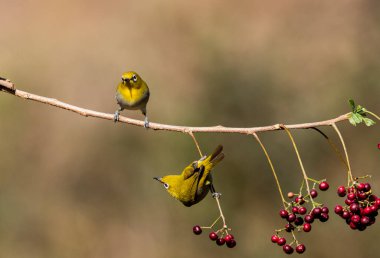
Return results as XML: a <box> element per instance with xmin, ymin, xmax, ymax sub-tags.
<box><xmin>363</xmin><ymin>117</ymin><xmax>376</xmax><ymax>126</ymax></box>
<box><xmin>348</xmin><ymin>116</ymin><xmax>357</xmax><ymax>126</ymax></box>
<box><xmin>352</xmin><ymin>113</ymin><xmax>363</xmax><ymax>124</ymax></box>
<box><xmin>348</xmin><ymin>99</ymin><xmax>356</xmax><ymax>112</ymax></box>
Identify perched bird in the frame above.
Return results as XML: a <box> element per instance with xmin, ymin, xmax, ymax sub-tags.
<box><xmin>114</xmin><ymin>71</ymin><xmax>150</xmax><ymax>127</ymax></box>
<box><xmin>154</xmin><ymin>145</ymin><xmax>224</xmax><ymax>207</ymax></box>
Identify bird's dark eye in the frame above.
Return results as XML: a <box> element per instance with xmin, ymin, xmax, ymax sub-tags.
<box><xmin>132</xmin><ymin>74</ymin><xmax>138</xmax><ymax>82</ymax></box>
<box><xmin>164</xmin><ymin>183</ymin><xmax>169</xmax><ymax>189</ymax></box>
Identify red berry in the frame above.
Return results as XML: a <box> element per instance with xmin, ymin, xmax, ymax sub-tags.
<box><xmin>337</xmin><ymin>186</ymin><xmax>346</xmax><ymax>197</ymax></box>
<box><xmin>364</xmin><ymin>183</ymin><xmax>371</xmax><ymax>192</ymax></box>
<box><xmin>226</xmin><ymin>239</ymin><xmax>237</xmax><ymax>248</ymax></box>
<box><xmin>347</xmin><ymin>193</ymin><xmax>356</xmax><ymax>201</ymax></box>
<box><xmin>357</xmin><ymin>183</ymin><xmax>365</xmax><ymax>191</ymax></box>
<box><xmin>277</xmin><ymin>237</ymin><xmax>286</xmax><ymax>246</ymax></box>
<box><xmin>350</xmin><ymin>203</ymin><xmax>360</xmax><ymax>213</ymax></box>
<box><xmin>298</xmin><ymin>206</ymin><xmax>307</xmax><ymax>215</ymax></box>
<box><xmin>216</xmin><ymin>238</ymin><xmax>225</xmax><ymax>246</ymax></box>
<box><xmin>283</xmin><ymin>244</ymin><xmax>294</xmax><ymax>254</ymax></box>
<box><xmin>342</xmin><ymin>211</ymin><xmax>351</xmax><ymax>219</ymax></box>
<box><xmin>319</xmin><ymin>181</ymin><xmax>329</xmax><ymax>191</ymax></box>
<box><xmin>292</xmin><ymin>207</ymin><xmax>299</xmax><ymax>214</ymax></box>
<box><xmin>361</xmin><ymin>216</ymin><xmax>370</xmax><ymax>225</ymax></box>
<box><xmin>287</xmin><ymin>214</ymin><xmax>296</xmax><ymax>222</ymax></box>
<box><xmin>312</xmin><ymin>207</ymin><xmax>322</xmax><ymax>217</ymax></box>
<box><xmin>303</xmin><ymin>223</ymin><xmax>312</xmax><ymax>232</ymax></box>
<box><xmin>280</xmin><ymin>210</ymin><xmax>289</xmax><ymax>219</ymax></box>
<box><xmin>209</xmin><ymin>232</ymin><xmax>218</xmax><ymax>241</ymax></box>
<box><xmin>375</xmin><ymin>198</ymin><xmax>380</xmax><ymax>208</ymax></box>
<box><xmin>370</xmin><ymin>205</ymin><xmax>377</xmax><ymax>214</ymax></box>
<box><xmin>363</xmin><ymin>207</ymin><xmax>372</xmax><ymax>216</ymax></box>
<box><xmin>349</xmin><ymin>221</ymin><xmax>357</xmax><ymax>230</ymax></box>
<box><xmin>271</xmin><ymin>235</ymin><xmax>279</xmax><ymax>243</ymax></box>
<box><xmin>319</xmin><ymin>213</ymin><xmax>329</xmax><ymax>222</ymax></box>
<box><xmin>322</xmin><ymin>207</ymin><xmax>329</xmax><ymax>214</ymax></box>
<box><xmin>193</xmin><ymin>225</ymin><xmax>202</xmax><ymax>235</ymax></box>
<box><xmin>310</xmin><ymin>189</ymin><xmax>318</xmax><ymax>198</ymax></box>
<box><xmin>357</xmin><ymin>192</ymin><xmax>368</xmax><ymax>200</ymax></box>
<box><xmin>224</xmin><ymin>234</ymin><xmax>234</xmax><ymax>242</ymax></box>
<box><xmin>351</xmin><ymin>215</ymin><xmax>361</xmax><ymax>224</ymax></box>
<box><xmin>296</xmin><ymin>244</ymin><xmax>306</xmax><ymax>254</ymax></box>
<box><xmin>304</xmin><ymin>214</ymin><xmax>314</xmax><ymax>223</ymax></box>
<box><xmin>334</xmin><ymin>205</ymin><xmax>343</xmax><ymax>214</ymax></box>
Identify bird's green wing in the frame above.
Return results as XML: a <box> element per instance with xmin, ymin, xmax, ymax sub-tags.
<box><xmin>182</xmin><ymin>162</ymin><xmax>198</xmax><ymax>180</ymax></box>
<box><xmin>182</xmin><ymin>165</ymin><xmax>203</xmax><ymax>204</ymax></box>
<box><xmin>193</xmin><ymin>165</ymin><xmax>205</xmax><ymax>203</ymax></box>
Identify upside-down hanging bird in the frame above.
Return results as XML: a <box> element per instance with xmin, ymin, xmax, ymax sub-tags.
<box><xmin>154</xmin><ymin>145</ymin><xmax>224</xmax><ymax>207</ymax></box>
<box><xmin>114</xmin><ymin>71</ymin><xmax>150</xmax><ymax>127</ymax></box>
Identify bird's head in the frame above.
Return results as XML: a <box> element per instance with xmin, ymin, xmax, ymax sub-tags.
<box><xmin>154</xmin><ymin>175</ymin><xmax>182</xmax><ymax>200</ymax></box>
<box><xmin>121</xmin><ymin>71</ymin><xmax>143</xmax><ymax>88</ymax></box>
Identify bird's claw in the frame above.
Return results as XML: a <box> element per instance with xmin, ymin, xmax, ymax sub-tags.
<box><xmin>212</xmin><ymin>192</ymin><xmax>222</xmax><ymax>199</ymax></box>
<box><xmin>144</xmin><ymin>117</ymin><xmax>149</xmax><ymax>129</ymax></box>
<box><xmin>113</xmin><ymin>111</ymin><xmax>120</xmax><ymax>122</ymax></box>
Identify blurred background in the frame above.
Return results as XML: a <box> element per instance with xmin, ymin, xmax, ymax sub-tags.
<box><xmin>0</xmin><ymin>1</ymin><xmax>379</xmax><ymax>257</ymax></box>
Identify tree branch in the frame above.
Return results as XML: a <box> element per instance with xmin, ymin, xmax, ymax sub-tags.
<box><xmin>0</xmin><ymin>79</ymin><xmax>350</xmax><ymax>134</ymax></box>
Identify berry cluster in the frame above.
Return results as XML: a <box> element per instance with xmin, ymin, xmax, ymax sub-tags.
<box><xmin>335</xmin><ymin>179</ymin><xmax>379</xmax><ymax>231</ymax></box>
<box><xmin>193</xmin><ymin>225</ymin><xmax>236</xmax><ymax>248</ymax></box>
<box><xmin>271</xmin><ymin>180</ymin><xmax>330</xmax><ymax>255</ymax></box>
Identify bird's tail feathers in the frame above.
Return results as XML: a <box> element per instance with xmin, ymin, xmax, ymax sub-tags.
<box><xmin>200</xmin><ymin>145</ymin><xmax>224</xmax><ymax>169</ymax></box>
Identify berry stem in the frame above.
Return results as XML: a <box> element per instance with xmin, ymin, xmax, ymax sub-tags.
<box><xmin>201</xmin><ymin>215</ymin><xmax>222</xmax><ymax>230</ymax></box>
<box><xmin>281</xmin><ymin>125</ymin><xmax>315</xmax><ymax>207</ymax></box>
<box><xmin>290</xmin><ymin>231</ymin><xmax>297</xmax><ymax>245</ymax></box>
<box><xmin>306</xmin><ymin>177</ymin><xmax>324</xmax><ymax>184</ymax></box>
<box><xmin>299</xmin><ymin>179</ymin><xmax>305</xmax><ymax>196</ymax></box>
<box><xmin>253</xmin><ymin>133</ymin><xmax>287</xmax><ymax>208</ymax></box>
<box><xmin>311</xmin><ymin>127</ymin><xmax>349</xmax><ymax>169</ymax></box>
<box><xmin>188</xmin><ymin>131</ymin><xmax>203</xmax><ymax>157</ymax></box>
<box><xmin>331</xmin><ymin>123</ymin><xmax>354</xmax><ymax>185</ymax></box>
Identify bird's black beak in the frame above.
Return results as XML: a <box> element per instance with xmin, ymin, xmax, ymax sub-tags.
<box><xmin>122</xmin><ymin>78</ymin><xmax>130</xmax><ymax>84</ymax></box>
<box><xmin>153</xmin><ymin>177</ymin><xmax>163</xmax><ymax>183</ymax></box>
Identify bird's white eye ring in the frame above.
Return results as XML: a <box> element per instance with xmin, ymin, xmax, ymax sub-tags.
<box><xmin>132</xmin><ymin>74</ymin><xmax>138</xmax><ymax>82</ymax></box>
<box><xmin>164</xmin><ymin>183</ymin><xmax>169</xmax><ymax>189</ymax></box>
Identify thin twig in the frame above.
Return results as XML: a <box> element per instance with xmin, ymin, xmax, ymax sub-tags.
<box><xmin>332</xmin><ymin>123</ymin><xmax>354</xmax><ymax>185</ymax></box>
<box><xmin>188</xmin><ymin>131</ymin><xmax>203</xmax><ymax>157</ymax></box>
<box><xmin>281</xmin><ymin>125</ymin><xmax>314</xmax><ymax>207</ymax></box>
<box><xmin>0</xmin><ymin>81</ymin><xmax>351</xmax><ymax>134</ymax></box>
<box><xmin>253</xmin><ymin>133</ymin><xmax>286</xmax><ymax>208</ymax></box>
<box><xmin>366</xmin><ymin>110</ymin><xmax>380</xmax><ymax>121</ymax></box>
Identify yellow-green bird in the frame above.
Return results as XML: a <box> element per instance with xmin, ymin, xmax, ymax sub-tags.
<box><xmin>154</xmin><ymin>145</ymin><xmax>224</xmax><ymax>207</ymax></box>
<box><xmin>114</xmin><ymin>71</ymin><xmax>150</xmax><ymax>127</ymax></box>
